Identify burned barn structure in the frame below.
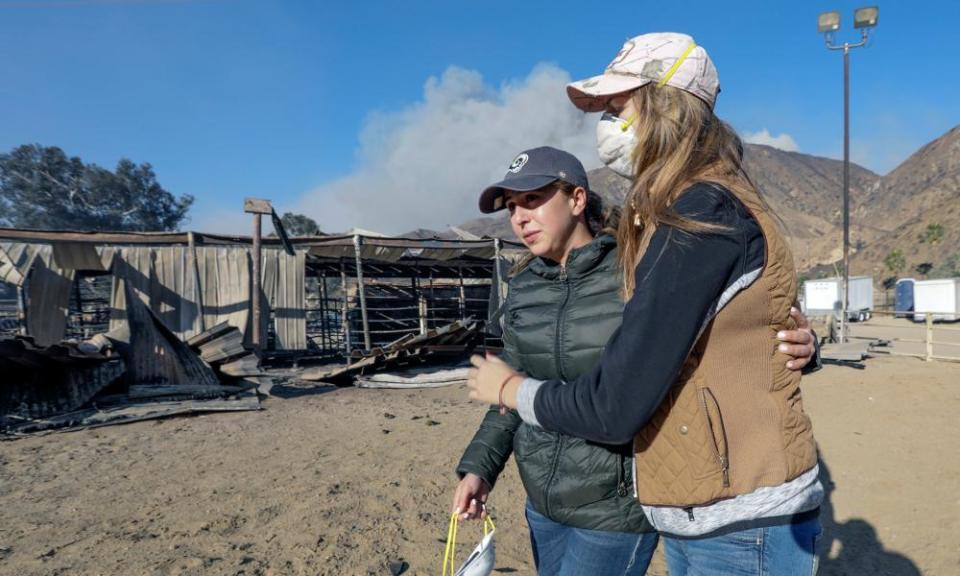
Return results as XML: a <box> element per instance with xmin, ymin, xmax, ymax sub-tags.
<box><xmin>0</xmin><ymin>228</ymin><xmax>515</xmax><ymax>358</ymax></box>
<box><xmin>0</xmin><ymin>227</ymin><xmax>517</xmax><ymax>432</ymax></box>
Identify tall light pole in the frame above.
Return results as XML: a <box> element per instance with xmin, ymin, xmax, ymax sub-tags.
<box><xmin>818</xmin><ymin>6</ymin><xmax>878</xmax><ymax>343</ymax></box>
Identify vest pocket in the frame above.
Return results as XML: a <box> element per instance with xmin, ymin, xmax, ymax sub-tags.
<box><xmin>699</xmin><ymin>387</ymin><xmax>730</xmax><ymax>487</ymax></box>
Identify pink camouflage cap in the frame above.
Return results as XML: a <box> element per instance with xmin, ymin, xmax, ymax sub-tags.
<box><xmin>566</xmin><ymin>32</ymin><xmax>720</xmax><ymax>112</ymax></box>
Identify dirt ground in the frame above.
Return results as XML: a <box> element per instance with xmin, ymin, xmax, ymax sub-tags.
<box><xmin>1</xmin><ymin>355</ymin><xmax>958</xmax><ymax>576</ymax></box>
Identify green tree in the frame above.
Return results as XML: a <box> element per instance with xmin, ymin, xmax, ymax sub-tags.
<box><xmin>923</xmin><ymin>223</ymin><xmax>944</xmax><ymax>245</ymax></box>
<box><xmin>279</xmin><ymin>212</ymin><xmax>321</xmax><ymax>236</ymax></box>
<box><xmin>884</xmin><ymin>249</ymin><xmax>906</xmax><ymax>275</ymax></box>
<box><xmin>0</xmin><ymin>144</ymin><xmax>192</xmax><ymax>231</ymax></box>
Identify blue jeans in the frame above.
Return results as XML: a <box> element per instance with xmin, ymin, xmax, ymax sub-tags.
<box><xmin>663</xmin><ymin>512</ymin><xmax>822</xmax><ymax>576</ymax></box>
<box><xmin>525</xmin><ymin>501</ymin><xmax>659</xmax><ymax>576</ymax></box>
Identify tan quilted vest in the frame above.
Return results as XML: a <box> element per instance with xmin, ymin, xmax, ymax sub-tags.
<box><xmin>632</xmin><ymin>186</ymin><xmax>818</xmax><ymax>507</ymax></box>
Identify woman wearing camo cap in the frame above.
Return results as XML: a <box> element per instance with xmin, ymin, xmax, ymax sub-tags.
<box><xmin>468</xmin><ymin>32</ymin><xmax>823</xmax><ymax>575</ymax></box>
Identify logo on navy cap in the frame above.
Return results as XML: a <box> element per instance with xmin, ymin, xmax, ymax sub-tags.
<box><xmin>508</xmin><ymin>153</ymin><xmax>529</xmax><ymax>173</ymax></box>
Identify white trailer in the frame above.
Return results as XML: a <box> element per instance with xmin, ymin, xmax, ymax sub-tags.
<box><xmin>913</xmin><ymin>278</ymin><xmax>960</xmax><ymax>322</ymax></box>
<box><xmin>802</xmin><ymin>276</ymin><xmax>874</xmax><ymax>321</ymax></box>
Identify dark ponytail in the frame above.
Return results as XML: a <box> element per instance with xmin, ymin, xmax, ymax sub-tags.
<box><xmin>554</xmin><ymin>181</ymin><xmax>620</xmax><ymax>237</ymax></box>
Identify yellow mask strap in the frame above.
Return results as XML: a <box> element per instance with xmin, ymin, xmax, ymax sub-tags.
<box><xmin>658</xmin><ymin>43</ymin><xmax>697</xmax><ymax>87</ymax></box>
<box><xmin>620</xmin><ymin>114</ymin><xmax>637</xmax><ymax>132</ymax></box>
<box><xmin>483</xmin><ymin>515</ymin><xmax>496</xmax><ymax>536</ymax></box>
<box><xmin>442</xmin><ymin>512</ymin><xmax>458</xmax><ymax>576</ymax></box>
<box><xmin>442</xmin><ymin>511</ymin><xmax>496</xmax><ymax>575</ymax></box>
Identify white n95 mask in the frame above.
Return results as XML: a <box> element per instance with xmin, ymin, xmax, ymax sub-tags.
<box><xmin>597</xmin><ymin>112</ymin><xmax>638</xmax><ymax>179</ymax></box>
<box><xmin>443</xmin><ymin>513</ymin><xmax>496</xmax><ymax>576</ymax></box>
<box><xmin>455</xmin><ymin>526</ymin><xmax>495</xmax><ymax>576</ymax></box>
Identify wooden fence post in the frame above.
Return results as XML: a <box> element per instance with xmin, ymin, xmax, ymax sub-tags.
<box><xmin>244</xmin><ymin>198</ymin><xmax>273</xmax><ymax>354</ymax></box>
<box><xmin>926</xmin><ymin>314</ymin><xmax>934</xmax><ymax>362</ymax></box>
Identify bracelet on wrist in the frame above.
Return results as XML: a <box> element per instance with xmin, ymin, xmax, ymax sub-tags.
<box><xmin>498</xmin><ymin>374</ymin><xmax>519</xmax><ymax>415</ymax></box>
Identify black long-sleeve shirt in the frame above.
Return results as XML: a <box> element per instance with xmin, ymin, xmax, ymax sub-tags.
<box><xmin>525</xmin><ymin>182</ymin><xmax>766</xmax><ymax>444</ymax></box>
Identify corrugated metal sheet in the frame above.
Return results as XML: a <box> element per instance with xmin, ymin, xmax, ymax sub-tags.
<box><xmin>196</xmin><ymin>246</ymin><xmax>250</xmax><ymax>337</ymax></box>
<box><xmin>123</xmin><ymin>280</ymin><xmax>220</xmax><ymax>387</ymax></box>
<box><xmin>305</xmin><ymin>243</ymin><xmax>496</xmax><ymax>262</ymax></box>
<box><xmin>414</xmin><ymin>246</ymin><xmax>496</xmax><ymax>260</ymax></box>
<box><xmin>107</xmin><ymin>246</ymin><xmax>250</xmax><ymax>342</ymax></box>
<box><xmin>152</xmin><ymin>246</ymin><xmax>202</xmax><ymax>340</ymax></box>
<box><xmin>0</xmin><ymin>244</ymin><xmax>24</xmax><ymax>286</ymax></box>
<box><xmin>258</xmin><ymin>249</ymin><xmax>307</xmax><ymax>350</ymax></box>
<box><xmin>26</xmin><ymin>251</ymin><xmax>75</xmax><ymax>347</ymax></box>
<box><xmin>109</xmin><ymin>246</ymin><xmax>154</xmax><ymax>333</ymax></box>
<box><xmin>0</xmin><ymin>336</ymin><xmax>123</xmax><ymax>422</ymax></box>
<box><xmin>307</xmin><ymin>243</ymin><xmax>406</xmax><ymax>262</ymax></box>
<box><xmin>0</xmin><ymin>242</ymin><xmax>45</xmax><ymax>286</ymax></box>
<box><xmin>2</xmin><ymin>242</ymin><xmax>106</xmax><ymax>345</ymax></box>
<box><xmin>272</xmin><ymin>249</ymin><xmax>305</xmax><ymax>350</ymax></box>
<box><xmin>260</xmin><ymin>250</ymin><xmax>277</xmax><ymax>346</ymax></box>
<box><xmin>52</xmin><ymin>242</ymin><xmax>107</xmax><ymax>271</ymax></box>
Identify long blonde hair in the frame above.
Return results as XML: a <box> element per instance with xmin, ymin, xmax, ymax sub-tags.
<box><xmin>617</xmin><ymin>84</ymin><xmax>771</xmax><ymax>298</ymax></box>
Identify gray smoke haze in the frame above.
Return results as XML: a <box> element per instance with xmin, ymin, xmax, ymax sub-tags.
<box><xmin>292</xmin><ymin>64</ymin><xmax>601</xmax><ymax>234</ymax></box>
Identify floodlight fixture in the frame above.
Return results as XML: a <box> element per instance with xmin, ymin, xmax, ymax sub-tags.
<box><xmin>853</xmin><ymin>6</ymin><xmax>880</xmax><ymax>28</ymax></box>
<box><xmin>854</xmin><ymin>6</ymin><xmax>879</xmax><ymax>29</ymax></box>
<box><xmin>818</xmin><ymin>11</ymin><xmax>841</xmax><ymax>33</ymax></box>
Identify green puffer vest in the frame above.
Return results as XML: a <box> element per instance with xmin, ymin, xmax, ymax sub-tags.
<box><xmin>457</xmin><ymin>235</ymin><xmax>652</xmax><ymax>533</ymax></box>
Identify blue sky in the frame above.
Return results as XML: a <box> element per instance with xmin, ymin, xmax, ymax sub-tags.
<box><xmin>1</xmin><ymin>0</ymin><xmax>957</xmax><ymax>233</ymax></box>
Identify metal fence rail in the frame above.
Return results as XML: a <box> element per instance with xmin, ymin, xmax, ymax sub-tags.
<box><xmin>852</xmin><ymin>309</ymin><xmax>960</xmax><ymax>363</ymax></box>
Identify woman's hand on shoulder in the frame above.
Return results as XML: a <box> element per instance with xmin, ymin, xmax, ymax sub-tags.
<box><xmin>778</xmin><ymin>307</ymin><xmax>816</xmax><ymax>370</ymax></box>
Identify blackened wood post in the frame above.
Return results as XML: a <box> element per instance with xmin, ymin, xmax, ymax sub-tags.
<box><xmin>352</xmin><ymin>234</ymin><xmax>371</xmax><ymax>351</ymax></box>
<box><xmin>319</xmin><ymin>272</ymin><xmax>329</xmax><ymax>353</ymax></box>
<box><xmin>252</xmin><ymin>215</ymin><xmax>262</xmax><ymax>352</ymax></box>
<box><xmin>458</xmin><ymin>265</ymin><xmax>466</xmax><ymax>321</ymax></box>
<box><xmin>72</xmin><ymin>274</ymin><xmax>83</xmax><ymax>338</ymax></box>
<box><xmin>244</xmin><ymin>198</ymin><xmax>273</xmax><ymax>354</ymax></box>
<box><xmin>340</xmin><ymin>260</ymin><xmax>351</xmax><ymax>355</ymax></box>
<box><xmin>429</xmin><ymin>271</ymin><xmax>435</xmax><ymax>328</ymax></box>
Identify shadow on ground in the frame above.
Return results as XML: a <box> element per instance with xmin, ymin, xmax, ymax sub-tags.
<box><xmin>818</xmin><ymin>456</ymin><xmax>921</xmax><ymax>576</ymax></box>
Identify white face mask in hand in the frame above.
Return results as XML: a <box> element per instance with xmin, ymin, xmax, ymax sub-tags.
<box><xmin>455</xmin><ymin>528</ymin><xmax>495</xmax><ymax>576</ymax></box>
<box><xmin>443</xmin><ymin>513</ymin><xmax>497</xmax><ymax>576</ymax></box>
<box><xmin>596</xmin><ymin>112</ymin><xmax>638</xmax><ymax>179</ymax></box>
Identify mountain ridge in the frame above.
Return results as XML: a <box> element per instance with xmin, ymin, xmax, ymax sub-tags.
<box><xmin>457</xmin><ymin>126</ymin><xmax>960</xmax><ymax>280</ymax></box>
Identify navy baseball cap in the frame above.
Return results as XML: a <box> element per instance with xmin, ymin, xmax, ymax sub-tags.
<box><xmin>478</xmin><ymin>146</ymin><xmax>590</xmax><ymax>213</ymax></box>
